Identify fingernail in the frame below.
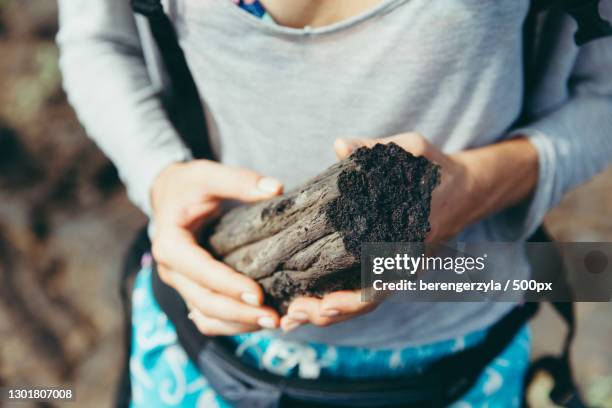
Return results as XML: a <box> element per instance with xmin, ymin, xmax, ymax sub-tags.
<box><xmin>257</xmin><ymin>177</ymin><xmax>282</xmax><ymax>194</ymax></box>
<box><xmin>241</xmin><ymin>292</ymin><xmax>261</xmax><ymax>306</ymax></box>
<box><xmin>257</xmin><ymin>316</ymin><xmax>277</xmax><ymax>329</ymax></box>
<box><xmin>287</xmin><ymin>311</ymin><xmax>309</xmax><ymax>322</ymax></box>
<box><xmin>283</xmin><ymin>320</ymin><xmax>302</xmax><ymax>332</ymax></box>
<box><xmin>321</xmin><ymin>309</ymin><xmax>340</xmax><ymax>317</ymax></box>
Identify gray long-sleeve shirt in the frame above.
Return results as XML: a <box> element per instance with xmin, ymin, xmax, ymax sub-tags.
<box><xmin>57</xmin><ymin>0</ymin><xmax>612</xmax><ymax>347</ymax></box>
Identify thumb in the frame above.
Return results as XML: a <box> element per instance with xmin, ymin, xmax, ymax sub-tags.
<box><xmin>333</xmin><ymin>138</ymin><xmax>380</xmax><ymax>160</ymax></box>
<box><xmin>335</xmin><ymin>133</ymin><xmax>432</xmax><ymax>160</ymax></box>
<box><xmin>194</xmin><ymin>161</ymin><xmax>284</xmax><ymax>203</ymax></box>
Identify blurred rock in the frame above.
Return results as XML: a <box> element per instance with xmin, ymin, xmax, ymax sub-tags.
<box><xmin>0</xmin><ymin>8</ymin><xmax>6</xmax><ymax>39</ymax></box>
<box><xmin>0</xmin><ymin>0</ymin><xmax>57</xmax><ymax>39</ymax></box>
<box><xmin>0</xmin><ymin>123</ymin><xmax>43</xmax><ymax>188</ymax></box>
<box><xmin>93</xmin><ymin>161</ymin><xmax>122</xmax><ymax>199</ymax></box>
<box><xmin>546</xmin><ymin>168</ymin><xmax>612</xmax><ymax>242</ymax></box>
<box><xmin>0</xmin><ymin>2</ymin><xmax>146</xmax><ymax>403</ymax></box>
<box><xmin>5</xmin><ymin>44</ymin><xmax>62</xmax><ymax>124</ymax></box>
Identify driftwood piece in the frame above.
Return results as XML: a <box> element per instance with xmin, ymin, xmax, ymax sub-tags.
<box><xmin>207</xmin><ymin>143</ymin><xmax>441</xmax><ymax>312</ymax></box>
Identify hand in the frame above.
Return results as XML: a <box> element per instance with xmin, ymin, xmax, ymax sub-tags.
<box><xmin>151</xmin><ymin>160</ymin><xmax>284</xmax><ymax>335</ymax></box>
<box><xmin>334</xmin><ymin>133</ymin><xmax>539</xmax><ymax>244</ymax></box>
<box><xmin>280</xmin><ymin>132</ymin><xmax>475</xmax><ymax>331</ymax></box>
<box><xmin>281</xmin><ymin>132</ymin><xmax>539</xmax><ymax>331</ymax></box>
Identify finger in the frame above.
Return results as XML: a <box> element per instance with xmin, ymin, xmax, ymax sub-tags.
<box><xmin>192</xmin><ymin>161</ymin><xmax>283</xmax><ymax>202</ymax></box>
<box><xmin>333</xmin><ymin>138</ymin><xmax>378</xmax><ymax>159</ymax></box>
<box><xmin>284</xmin><ymin>291</ymin><xmax>379</xmax><ymax>330</ymax></box>
<box><xmin>280</xmin><ymin>302</ymin><xmax>312</xmax><ymax>332</ymax></box>
<box><xmin>171</xmin><ymin>271</ymin><xmax>279</xmax><ymax>328</ymax></box>
<box><xmin>153</xmin><ymin>229</ymin><xmax>266</xmax><ymax>306</ymax></box>
<box><xmin>380</xmin><ymin>133</ymin><xmax>433</xmax><ymax>158</ymax></box>
<box><xmin>333</xmin><ymin>138</ymin><xmax>354</xmax><ymax>159</ymax></box>
<box><xmin>280</xmin><ymin>314</ymin><xmax>305</xmax><ymax>332</ymax></box>
<box><xmin>188</xmin><ymin>307</ymin><xmax>260</xmax><ymax>336</ymax></box>
<box><xmin>286</xmin><ymin>297</ymin><xmax>337</xmax><ymax>327</ymax></box>
<box><xmin>335</xmin><ymin>133</ymin><xmax>432</xmax><ymax>160</ymax></box>
<box><xmin>320</xmin><ymin>290</ymin><xmax>378</xmax><ymax>316</ymax></box>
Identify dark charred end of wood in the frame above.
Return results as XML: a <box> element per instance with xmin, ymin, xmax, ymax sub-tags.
<box><xmin>325</xmin><ymin>142</ymin><xmax>441</xmax><ymax>257</ymax></box>
<box><xmin>261</xmin><ymin>267</ymin><xmax>361</xmax><ymax>314</ymax></box>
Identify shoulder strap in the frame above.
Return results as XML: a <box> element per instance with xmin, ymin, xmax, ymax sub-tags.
<box><xmin>522</xmin><ymin>303</ymin><xmax>587</xmax><ymax>408</ymax></box>
<box><xmin>532</xmin><ymin>0</ymin><xmax>612</xmax><ymax>45</ymax></box>
<box><xmin>116</xmin><ymin>227</ymin><xmax>151</xmax><ymax>408</ymax></box>
<box><xmin>524</xmin><ymin>228</ymin><xmax>587</xmax><ymax>408</ymax></box>
<box><xmin>132</xmin><ymin>0</ymin><xmax>213</xmax><ymax>160</ymax></box>
<box><xmin>520</xmin><ymin>0</ymin><xmax>612</xmax><ymax>124</ymax></box>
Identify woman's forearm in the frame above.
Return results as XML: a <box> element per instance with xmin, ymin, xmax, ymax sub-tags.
<box><xmin>58</xmin><ymin>0</ymin><xmax>191</xmax><ymax>216</ymax></box>
<box><xmin>454</xmin><ymin>137</ymin><xmax>539</xmax><ymax>230</ymax></box>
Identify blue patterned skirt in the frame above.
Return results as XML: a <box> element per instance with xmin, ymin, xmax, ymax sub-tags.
<box><xmin>130</xmin><ymin>264</ymin><xmax>530</xmax><ymax>407</ymax></box>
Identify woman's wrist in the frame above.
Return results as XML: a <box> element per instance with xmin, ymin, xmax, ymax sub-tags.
<box><xmin>426</xmin><ymin>152</ymin><xmax>476</xmax><ymax>242</ymax></box>
<box><xmin>453</xmin><ymin>136</ymin><xmax>539</xmax><ymax>229</ymax></box>
<box><xmin>151</xmin><ymin>160</ymin><xmax>194</xmax><ymax>217</ymax></box>
<box><xmin>152</xmin><ymin>161</ymin><xmax>177</xmax><ymax>199</ymax></box>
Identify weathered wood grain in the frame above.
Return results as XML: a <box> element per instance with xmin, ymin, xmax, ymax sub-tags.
<box><xmin>206</xmin><ymin>143</ymin><xmax>440</xmax><ymax>312</ymax></box>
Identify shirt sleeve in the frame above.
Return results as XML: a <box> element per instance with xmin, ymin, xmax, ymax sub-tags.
<box><xmin>57</xmin><ymin>0</ymin><xmax>193</xmax><ymax>217</ymax></box>
<box><xmin>488</xmin><ymin>2</ymin><xmax>612</xmax><ymax>241</ymax></box>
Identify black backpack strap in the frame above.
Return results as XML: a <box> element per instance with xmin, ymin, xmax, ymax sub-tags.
<box><xmin>132</xmin><ymin>0</ymin><xmax>213</xmax><ymax>160</ymax></box>
<box><xmin>547</xmin><ymin>302</ymin><xmax>586</xmax><ymax>408</ymax></box>
<box><xmin>563</xmin><ymin>0</ymin><xmax>612</xmax><ymax>45</ymax></box>
<box><xmin>523</xmin><ymin>227</ymin><xmax>587</xmax><ymax>408</ymax></box>
<box><xmin>532</xmin><ymin>0</ymin><xmax>612</xmax><ymax>45</ymax></box>
<box><xmin>115</xmin><ymin>227</ymin><xmax>151</xmax><ymax>408</ymax></box>
<box><xmin>520</xmin><ymin>0</ymin><xmax>612</xmax><ymax>125</ymax></box>
<box><xmin>522</xmin><ymin>302</ymin><xmax>587</xmax><ymax>408</ymax></box>
<box><xmin>116</xmin><ymin>2</ymin><xmax>212</xmax><ymax>405</ymax></box>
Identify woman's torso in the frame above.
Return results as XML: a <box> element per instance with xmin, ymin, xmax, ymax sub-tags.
<box><xmin>164</xmin><ymin>0</ymin><xmax>531</xmax><ymax>347</ymax></box>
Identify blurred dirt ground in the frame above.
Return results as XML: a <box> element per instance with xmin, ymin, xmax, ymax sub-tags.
<box><xmin>0</xmin><ymin>1</ymin><xmax>610</xmax><ymax>407</ymax></box>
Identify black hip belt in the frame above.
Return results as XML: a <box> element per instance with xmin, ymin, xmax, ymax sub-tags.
<box><xmin>150</xmin><ymin>261</ymin><xmax>537</xmax><ymax>408</ymax></box>
<box><xmin>116</xmin><ymin>228</ymin><xmax>585</xmax><ymax>408</ymax></box>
